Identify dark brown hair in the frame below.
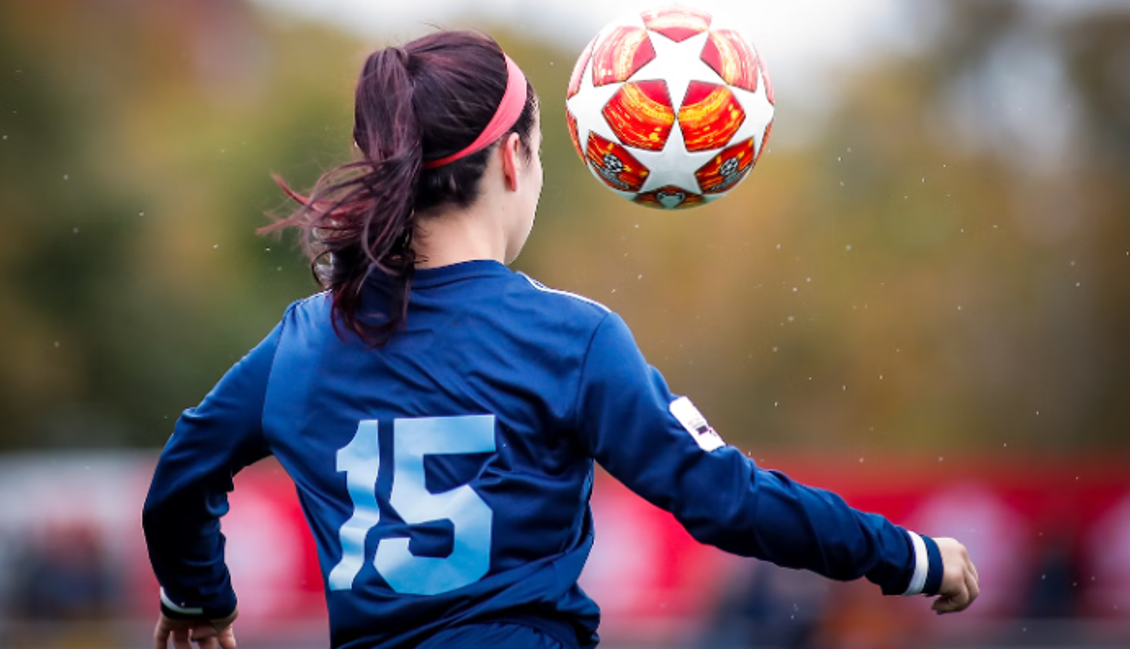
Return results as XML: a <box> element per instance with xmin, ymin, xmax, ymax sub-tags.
<box><xmin>262</xmin><ymin>31</ymin><xmax>538</xmax><ymax>343</ymax></box>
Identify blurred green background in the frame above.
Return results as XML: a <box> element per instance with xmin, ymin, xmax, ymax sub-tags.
<box><xmin>2</xmin><ymin>0</ymin><xmax>1126</xmax><ymax>456</ymax></box>
<box><xmin>2</xmin><ymin>0</ymin><xmax>1130</xmax><ymax>646</ymax></box>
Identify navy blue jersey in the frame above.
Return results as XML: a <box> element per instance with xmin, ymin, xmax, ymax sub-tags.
<box><xmin>143</xmin><ymin>260</ymin><xmax>942</xmax><ymax>649</ymax></box>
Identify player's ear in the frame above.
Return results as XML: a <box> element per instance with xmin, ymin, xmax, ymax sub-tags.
<box><xmin>499</xmin><ymin>132</ymin><xmax>522</xmax><ymax>192</ymax></box>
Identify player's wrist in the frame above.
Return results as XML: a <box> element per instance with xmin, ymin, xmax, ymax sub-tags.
<box><xmin>159</xmin><ymin>587</ymin><xmax>238</xmax><ymax>622</ymax></box>
<box><xmin>900</xmin><ymin>531</ymin><xmax>944</xmax><ymax>597</ymax></box>
<box><xmin>921</xmin><ymin>534</ymin><xmax>944</xmax><ymax>596</ymax></box>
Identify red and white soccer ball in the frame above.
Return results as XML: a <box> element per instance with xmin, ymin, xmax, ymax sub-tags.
<box><xmin>565</xmin><ymin>5</ymin><xmax>774</xmax><ymax>210</ymax></box>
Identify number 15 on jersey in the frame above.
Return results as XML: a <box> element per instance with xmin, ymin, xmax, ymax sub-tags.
<box><xmin>328</xmin><ymin>415</ymin><xmax>496</xmax><ymax>596</ymax></box>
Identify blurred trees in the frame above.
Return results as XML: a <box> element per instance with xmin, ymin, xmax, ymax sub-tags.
<box><xmin>0</xmin><ymin>0</ymin><xmax>1126</xmax><ymax>452</ymax></box>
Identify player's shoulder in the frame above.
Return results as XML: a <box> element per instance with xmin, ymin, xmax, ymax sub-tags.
<box><xmin>280</xmin><ymin>291</ymin><xmax>332</xmax><ymax>326</ymax></box>
<box><xmin>510</xmin><ymin>272</ymin><xmax>611</xmax><ymax>322</ymax></box>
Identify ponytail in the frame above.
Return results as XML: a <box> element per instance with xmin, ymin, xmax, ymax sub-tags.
<box><xmin>262</xmin><ymin>46</ymin><xmax>423</xmax><ymax>344</ymax></box>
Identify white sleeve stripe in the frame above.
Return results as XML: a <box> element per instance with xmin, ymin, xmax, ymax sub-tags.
<box><xmin>518</xmin><ymin>273</ymin><xmax>610</xmax><ymax>312</ymax></box>
<box><xmin>160</xmin><ymin>588</ymin><xmax>204</xmax><ymax>616</ymax></box>
<box><xmin>902</xmin><ymin>530</ymin><xmax>929</xmax><ymax>596</ymax></box>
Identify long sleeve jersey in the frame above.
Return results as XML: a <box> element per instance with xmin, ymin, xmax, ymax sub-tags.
<box><xmin>143</xmin><ymin>259</ymin><xmax>942</xmax><ymax>649</ymax></box>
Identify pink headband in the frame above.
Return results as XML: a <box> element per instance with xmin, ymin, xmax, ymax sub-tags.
<box><xmin>423</xmin><ymin>54</ymin><xmax>528</xmax><ymax>169</ymax></box>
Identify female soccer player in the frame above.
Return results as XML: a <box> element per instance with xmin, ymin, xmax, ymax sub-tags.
<box><xmin>143</xmin><ymin>31</ymin><xmax>978</xmax><ymax>649</ymax></box>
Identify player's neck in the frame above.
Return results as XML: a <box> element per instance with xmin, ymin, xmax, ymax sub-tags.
<box><xmin>412</xmin><ymin>200</ymin><xmax>509</xmax><ymax>269</ymax></box>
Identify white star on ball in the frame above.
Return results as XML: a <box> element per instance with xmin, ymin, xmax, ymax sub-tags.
<box><xmin>726</xmin><ymin>68</ymin><xmax>775</xmax><ymax>160</ymax></box>
<box><xmin>630</xmin><ymin>118</ymin><xmax>717</xmax><ymax>194</ymax></box>
<box><xmin>565</xmin><ymin>59</ymin><xmax>623</xmax><ymax>154</ymax></box>
<box><xmin>631</xmin><ymin>30</ymin><xmax>725</xmax><ymax>112</ymax></box>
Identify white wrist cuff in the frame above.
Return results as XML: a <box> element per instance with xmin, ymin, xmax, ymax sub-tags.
<box><xmin>902</xmin><ymin>531</ymin><xmax>929</xmax><ymax>596</ymax></box>
<box><xmin>160</xmin><ymin>587</ymin><xmax>204</xmax><ymax>616</ymax></box>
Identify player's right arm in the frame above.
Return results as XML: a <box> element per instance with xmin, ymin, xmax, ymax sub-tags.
<box><xmin>573</xmin><ymin>312</ymin><xmax>977</xmax><ymax>610</ymax></box>
<box><xmin>142</xmin><ymin>305</ymin><xmax>294</xmax><ymax>643</ymax></box>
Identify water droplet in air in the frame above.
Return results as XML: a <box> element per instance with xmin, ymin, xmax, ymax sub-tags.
<box><xmin>73</xmin><ymin>227</ymin><xmax>78</xmax><ymax>234</ymax></box>
<box><xmin>213</xmin><ymin>244</ymin><xmax>219</xmax><ymax>249</ymax></box>
<box><xmin>792</xmin><ymin>287</ymin><xmax>797</xmax><ymax>292</ymax></box>
<box><xmin>139</xmin><ymin>211</ymin><xmax>145</xmax><ymax>216</ymax></box>
<box><xmin>54</xmin><ymin>341</ymin><xmax>60</xmax><ymax>348</ymax></box>
<box><xmin>63</xmin><ymin>174</ymin><xmax>69</xmax><ymax>180</ymax></box>
<box><xmin>772</xmin><ymin>346</ymin><xmax>778</xmax><ymax>352</ymax></box>
<box><xmin>637</xmin><ymin>274</ymin><xmax>642</xmax><ymax>280</ymax></box>
<box><xmin>957</xmin><ymin>305</ymin><xmax>962</xmax><ymax>310</ymax></box>
<box><xmin>2</xmin><ymin>135</ymin><xmax>6</xmax><ymax>140</ymax></box>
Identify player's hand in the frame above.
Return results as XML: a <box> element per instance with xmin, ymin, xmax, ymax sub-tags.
<box><xmin>931</xmin><ymin>537</ymin><xmax>979</xmax><ymax>614</ymax></box>
<box><xmin>154</xmin><ymin>610</ymin><xmax>238</xmax><ymax>649</ymax></box>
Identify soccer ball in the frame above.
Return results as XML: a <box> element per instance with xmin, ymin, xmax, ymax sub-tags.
<box><xmin>565</xmin><ymin>5</ymin><xmax>774</xmax><ymax>210</ymax></box>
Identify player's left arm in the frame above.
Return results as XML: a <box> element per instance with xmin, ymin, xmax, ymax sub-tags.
<box><xmin>142</xmin><ymin>312</ymin><xmax>288</xmax><ymax>635</ymax></box>
<box><xmin>574</xmin><ymin>313</ymin><xmax>969</xmax><ymax>603</ymax></box>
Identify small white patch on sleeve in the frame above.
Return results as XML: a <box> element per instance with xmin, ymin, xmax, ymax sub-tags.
<box><xmin>669</xmin><ymin>397</ymin><xmax>725</xmax><ymax>452</ymax></box>
<box><xmin>160</xmin><ymin>587</ymin><xmax>204</xmax><ymax>616</ymax></box>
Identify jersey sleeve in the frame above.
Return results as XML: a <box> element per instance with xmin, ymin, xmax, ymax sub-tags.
<box><xmin>573</xmin><ymin>313</ymin><xmax>943</xmax><ymax>597</ymax></box>
<box><xmin>141</xmin><ymin>310</ymin><xmax>288</xmax><ymax>620</ymax></box>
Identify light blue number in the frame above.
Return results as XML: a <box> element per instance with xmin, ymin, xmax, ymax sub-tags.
<box><xmin>328</xmin><ymin>420</ymin><xmax>381</xmax><ymax>591</ymax></box>
<box><xmin>328</xmin><ymin>415</ymin><xmax>496</xmax><ymax>596</ymax></box>
<box><xmin>376</xmin><ymin>415</ymin><xmax>495</xmax><ymax>595</ymax></box>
